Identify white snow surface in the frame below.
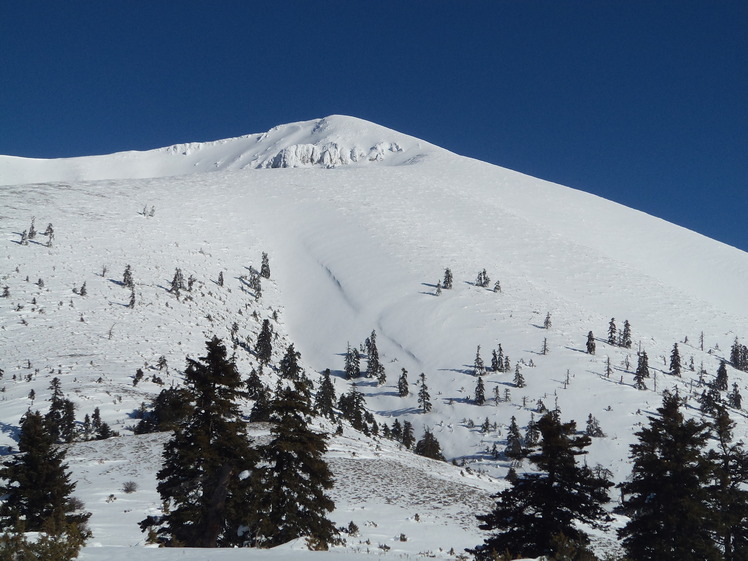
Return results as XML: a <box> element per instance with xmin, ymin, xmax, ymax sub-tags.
<box><xmin>1</xmin><ymin>114</ymin><xmax>748</xmax><ymax>560</ymax></box>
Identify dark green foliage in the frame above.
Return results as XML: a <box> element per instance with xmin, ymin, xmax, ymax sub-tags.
<box><xmin>245</xmin><ymin>367</ymin><xmax>265</xmax><ymax>399</ymax></box>
<box><xmin>417</xmin><ymin>372</ymin><xmax>431</xmax><ymax>413</ymax></box>
<box><xmin>134</xmin><ymin>387</ymin><xmax>192</xmax><ymax>434</ymax></box>
<box><xmin>260</xmin><ymin>252</ymin><xmax>270</xmax><ymax>279</ymax></box>
<box><xmin>700</xmin><ymin>387</ymin><xmax>722</xmax><ymax>416</ymax></box>
<box><xmin>715</xmin><ymin>360</ymin><xmax>729</xmax><ymax>391</ymax></box>
<box><xmin>314</xmin><ymin>369</ymin><xmax>336</xmax><ymax>420</ymax></box>
<box><xmin>248</xmin><ymin>383</ymin><xmax>338</xmax><ymax>549</ymax></box>
<box><xmin>44</xmin><ymin>378</ymin><xmax>76</xmax><ymax>443</ymax></box>
<box><xmin>255</xmin><ymin>319</ymin><xmax>273</xmax><ymax>365</ymax></box>
<box><xmin>344</xmin><ymin>343</ymin><xmax>360</xmax><ymax>379</ymax></box>
<box><xmin>622</xmin><ymin>319</ymin><xmax>632</xmax><ymax>348</ymax></box>
<box><xmin>476</xmin><ymin>269</ymin><xmax>490</xmax><ymax>288</ymax></box>
<box><xmin>249</xmin><ymin>386</ymin><xmax>272</xmax><ymax>422</ymax></box>
<box><xmin>0</xmin><ymin>411</ymin><xmax>90</xmax><ymax>534</ymax></box>
<box><xmin>728</xmin><ymin>383</ymin><xmax>742</xmax><ymax>409</ymax></box>
<box><xmin>142</xmin><ymin>337</ymin><xmax>257</xmax><ymax>548</ymax></box>
<box><xmin>401</xmin><ymin>421</ymin><xmax>415</xmax><ymax>449</ymax></box>
<box><xmin>504</xmin><ymin>416</ymin><xmax>524</xmax><ymax>462</ymax></box>
<box><xmin>279</xmin><ymin>343</ymin><xmax>302</xmax><ymax>381</ymax></box>
<box><xmin>585</xmin><ymin>414</ymin><xmax>604</xmax><ymax>438</ymax></box>
<box><xmin>710</xmin><ymin>406</ymin><xmax>748</xmax><ymax>561</ymax></box>
<box><xmin>607</xmin><ymin>318</ymin><xmax>617</xmax><ymax>345</ymax></box>
<box><xmin>731</xmin><ymin>338</ymin><xmax>748</xmax><ymax>372</ymax></box>
<box><xmin>122</xmin><ymin>264</ymin><xmax>133</xmax><ymax>288</ymax></box>
<box><xmin>397</xmin><ymin>368</ymin><xmax>409</xmax><ymax>397</ymax></box>
<box><xmin>443</xmin><ymin>267</ymin><xmax>453</xmax><ymax>289</ymax></box>
<box><xmin>472</xmin><ymin>412</ymin><xmax>612</xmax><ymax>560</ymax></box>
<box><xmin>170</xmin><ymin>268</ymin><xmax>184</xmax><ymax>295</ymax></box>
<box><xmin>414</xmin><ymin>428</ymin><xmax>445</xmax><ymax>461</ymax></box>
<box><xmin>473</xmin><ymin>345</ymin><xmax>485</xmax><ymax>377</ymax></box>
<box><xmin>619</xmin><ymin>391</ymin><xmax>720</xmax><ymax>561</ymax></box>
<box><xmin>634</xmin><ymin>351</ymin><xmax>649</xmax><ymax>390</ymax></box>
<box><xmin>670</xmin><ymin>343</ymin><xmax>682</xmax><ymax>376</ymax></box>
<box><xmin>474</xmin><ymin>376</ymin><xmax>485</xmax><ymax>405</ymax></box>
<box><xmin>586</xmin><ymin>331</ymin><xmax>595</xmax><ymax>355</ymax></box>
<box><xmin>365</xmin><ymin>331</ymin><xmax>385</xmax><ymax>382</ymax></box>
<box><xmin>513</xmin><ymin>365</ymin><xmax>525</xmax><ymax>388</ymax></box>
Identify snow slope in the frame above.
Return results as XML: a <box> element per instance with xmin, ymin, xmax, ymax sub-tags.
<box><xmin>1</xmin><ymin>115</ymin><xmax>748</xmax><ymax>559</ymax></box>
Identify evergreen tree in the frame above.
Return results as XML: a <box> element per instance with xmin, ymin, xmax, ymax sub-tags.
<box><xmin>366</xmin><ymin>331</ymin><xmax>385</xmax><ymax>382</ymax></box>
<box><xmin>524</xmin><ymin>413</ymin><xmax>540</xmax><ymax>447</ymax></box>
<box><xmin>44</xmin><ymin>378</ymin><xmax>76</xmax><ymax>443</ymax></box>
<box><xmin>586</xmin><ymin>331</ymin><xmax>596</xmax><ymax>355</ymax></box>
<box><xmin>391</xmin><ymin>419</ymin><xmax>402</xmax><ymax>442</ymax></box>
<box><xmin>619</xmin><ymin>391</ymin><xmax>720</xmax><ymax>561</ymax></box>
<box><xmin>607</xmin><ymin>318</ymin><xmax>617</xmax><ymax>345</ymax></box>
<box><xmin>710</xmin><ymin>406</ymin><xmax>748</xmax><ymax>561</ymax></box>
<box><xmin>476</xmin><ymin>269</ymin><xmax>490</xmax><ymax>288</ymax></box>
<box><xmin>142</xmin><ymin>337</ymin><xmax>257</xmax><ymax>547</ymax></box>
<box><xmin>260</xmin><ymin>252</ymin><xmax>270</xmax><ymax>279</ymax></box>
<box><xmin>585</xmin><ymin>414</ymin><xmax>605</xmax><ymax>437</ymax></box>
<box><xmin>344</xmin><ymin>343</ymin><xmax>360</xmax><ymax>379</ymax></box>
<box><xmin>513</xmin><ymin>364</ymin><xmax>525</xmax><ymax>388</ymax></box>
<box><xmin>504</xmin><ymin>416</ymin><xmax>524</xmax><ymax>462</ymax></box>
<box><xmin>543</xmin><ymin>312</ymin><xmax>552</xmax><ymax>329</ymax></box>
<box><xmin>715</xmin><ymin>360</ymin><xmax>729</xmax><ymax>391</ymax></box>
<box><xmin>0</xmin><ymin>410</ymin><xmax>90</xmax><ymax>533</ymax></box>
<box><xmin>279</xmin><ymin>344</ymin><xmax>303</xmax><ymax>381</ymax></box>
<box><xmin>490</xmin><ymin>349</ymin><xmax>501</xmax><ymax>373</ymax></box>
<box><xmin>472</xmin><ymin>412</ymin><xmax>612</xmax><ymax>560</ymax></box>
<box><xmin>730</xmin><ymin>338</ymin><xmax>748</xmax><ymax>372</ymax></box>
<box><xmin>728</xmin><ymin>383</ymin><xmax>742</xmax><ymax>409</ymax></box>
<box><xmin>397</xmin><ymin>368</ymin><xmax>409</xmax><ymax>397</ymax></box>
<box><xmin>217</xmin><ymin>271</ymin><xmax>224</xmax><ymax>287</ymax></box>
<box><xmin>255</xmin><ymin>319</ymin><xmax>273</xmax><ymax>365</ymax></box>
<box><xmin>474</xmin><ymin>376</ymin><xmax>485</xmax><ymax>405</ymax></box>
<box><xmin>417</xmin><ymin>373</ymin><xmax>431</xmax><ymax>413</ymax></box>
<box><xmin>670</xmin><ymin>343</ymin><xmax>682</xmax><ymax>376</ymax></box>
<box><xmin>401</xmin><ymin>421</ymin><xmax>415</xmax><ymax>449</ymax></box>
<box><xmin>443</xmin><ymin>267</ymin><xmax>453</xmax><ymax>290</ymax></box>
<box><xmin>414</xmin><ymin>428</ymin><xmax>446</xmax><ymax>461</ymax></box>
<box><xmin>338</xmin><ymin>384</ymin><xmax>369</xmax><ymax>432</ymax></box>
<box><xmin>248</xmin><ymin>383</ymin><xmax>338</xmax><ymax>549</ymax></box>
<box><xmin>170</xmin><ymin>268</ymin><xmax>184</xmax><ymax>296</ymax></box>
<box><xmin>473</xmin><ymin>345</ymin><xmax>485</xmax><ymax>376</ymax></box>
<box><xmin>245</xmin><ymin>367</ymin><xmax>265</xmax><ymax>400</ymax></box>
<box><xmin>122</xmin><ymin>264</ymin><xmax>134</xmax><ymax>288</ymax></box>
<box><xmin>134</xmin><ymin>387</ymin><xmax>192</xmax><ymax>434</ymax></box>
<box><xmin>622</xmin><ymin>320</ymin><xmax>633</xmax><ymax>348</ymax></box>
<box><xmin>314</xmin><ymin>369</ymin><xmax>336</xmax><ymax>420</ymax></box>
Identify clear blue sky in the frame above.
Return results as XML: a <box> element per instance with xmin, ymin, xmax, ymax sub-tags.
<box><xmin>1</xmin><ymin>2</ymin><xmax>746</xmax><ymax>251</ymax></box>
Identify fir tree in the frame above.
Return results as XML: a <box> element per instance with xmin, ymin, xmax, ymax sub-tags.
<box><xmin>245</xmin><ymin>367</ymin><xmax>265</xmax><ymax>400</ymax></box>
<box><xmin>476</xmin><ymin>269</ymin><xmax>490</xmax><ymax>288</ymax></box>
<box><xmin>142</xmin><ymin>337</ymin><xmax>257</xmax><ymax>547</ymax></box>
<box><xmin>128</xmin><ymin>285</ymin><xmax>136</xmax><ymax>308</ymax></box>
<box><xmin>728</xmin><ymin>383</ymin><xmax>743</xmax><ymax>409</ymax></box>
<box><xmin>585</xmin><ymin>414</ymin><xmax>605</xmax><ymax>437</ymax></box>
<box><xmin>217</xmin><ymin>271</ymin><xmax>224</xmax><ymax>287</ymax></box>
<box><xmin>314</xmin><ymin>369</ymin><xmax>336</xmax><ymax>420</ymax></box>
<box><xmin>28</xmin><ymin>217</ymin><xmax>36</xmax><ymax>240</ymax></box>
<box><xmin>474</xmin><ymin>376</ymin><xmax>485</xmax><ymax>405</ymax></box>
<box><xmin>586</xmin><ymin>331</ymin><xmax>596</xmax><ymax>355</ymax></box>
<box><xmin>670</xmin><ymin>343</ymin><xmax>682</xmax><ymax>376</ymax></box>
<box><xmin>472</xmin><ymin>412</ymin><xmax>612</xmax><ymax>560</ymax></box>
<box><xmin>170</xmin><ymin>268</ymin><xmax>185</xmax><ymax>296</ymax></box>
<box><xmin>513</xmin><ymin>364</ymin><xmax>525</xmax><ymax>388</ymax></box>
<box><xmin>338</xmin><ymin>384</ymin><xmax>369</xmax><ymax>432</ymax></box>
<box><xmin>260</xmin><ymin>252</ymin><xmax>270</xmax><ymax>279</ymax></box>
<box><xmin>44</xmin><ymin>378</ymin><xmax>76</xmax><ymax>443</ymax></box>
<box><xmin>504</xmin><ymin>416</ymin><xmax>524</xmax><ymax>462</ymax></box>
<box><xmin>710</xmin><ymin>406</ymin><xmax>748</xmax><ymax>561</ymax></box>
<box><xmin>490</xmin><ymin>349</ymin><xmax>501</xmax><ymax>373</ymax></box>
<box><xmin>414</xmin><ymin>428</ymin><xmax>445</xmax><ymax>461</ymax></box>
<box><xmin>344</xmin><ymin>343</ymin><xmax>360</xmax><ymax>379</ymax></box>
<box><xmin>607</xmin><ymin>318</ymin><xmax>617</xmax><ymax>345</ymax></box>
<box><xmin>366</xmin><ymin>331</ymin><xmax>385</xmax><ymax>382</ymax></box>
<box><xmin>622</xmin><ymin>320</ymin><xmax>632</xmax><ymax>348</ymax></box>
<box><xmin>397</xmin><ymin>368</ymin><xmax>409</xmax><ymax>397</ymax></box>
<box><xmin>543</xmin><ymin>312</ymin><xmax>552</xmax><ymax>329</ymax></box>
<box><xmin>715</xmin><ymin>360</ymin><xmax>729</xmax><ymax>391</ymax></box>
<box><xmin>133</xmin><ymin>387</ymin><xmax>192</xmax><ymax>434</ymax></box>
<box><xmin>401</xmin><ymin>421</ymin><xmax>415</xmax><ymax>448</ymax></box>
<box><xmin>279</xmin><ymin>344</ymin><xmax>303</xmax><ymax>381</ymax></box>
<box><xmin>0</xmin><ymin>410</ymin><xmax>90</xmax><ymax>533</ymax></box>
<box><xmin>473</xmin><ymin>345</ymin><xmax>485</xmax><ymax>376</ymax></box>
<box><xmin>249</xmin><ymin>383</ymin><xmax>338</xmax><ymax>549</ymax></box>
<box><xmin>619</xmin><ymin>391</ymin><xmax>719</xmax><ymax>561</ymax></box>
<box><xmin>730</xmin><ymin>338</ymin><xmax>748</xmax><ymax>372</ymax></box>
<box><xmin>417</xmin><ymin>372</ymin><xmax>431</xmax><ymax>413</ymax></box>
<box><xmin>122</xmin><ymin>264</ymin><xmax>133</xmax><ymax>288</ymax></box>
<box><xmin>443</xmin><ymin>267</ymin><xmax>453</xmax><ymax>290</ymax></box>
<box><xmin>434</xmin><ymin>280</ymin><xmax>441</xmax><ymax>296</ymax></box>
<box><xmin>524</xmin><ymin>413</ymin><xmax>539</xmax><ymax>447</ymax></box>
<box><xmin>255</xmin><ymin>319</ymin><xmax>273</xmax><ymax>365</ymax></box>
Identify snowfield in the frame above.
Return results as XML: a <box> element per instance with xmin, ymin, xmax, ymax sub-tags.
<box><xmin>1</xmin><ymin>115</ymin><xmax>747</xmax><ymax>560</ymax></box>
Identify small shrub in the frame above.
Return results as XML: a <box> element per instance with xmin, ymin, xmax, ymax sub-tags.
<box><xmin>122</xmin><ymin>481</ymin><xmax>138</xmax><ymax>494</ymax></box>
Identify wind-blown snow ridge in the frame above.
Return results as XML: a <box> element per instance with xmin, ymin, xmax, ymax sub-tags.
<box><xmin>0</xmin><ymin>115</ymin><xmax>436</xmax><ymax>186</ymax></box>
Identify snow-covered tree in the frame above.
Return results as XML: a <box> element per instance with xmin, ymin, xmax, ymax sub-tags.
<box><xmin>443</xmin><ymin>267</ymin><xmax>453</xmax><ymax>289</ymax></box>
<box><xmin>397</xmin><ymin>368</ymin><xmax>409</xmax><ymax>397</ymax></box>
<box><xmin>418</xmin><ymin>372</ymin><xmax>431</xmax><ymax>413</ymax></box>
<box><xmin>586</xmin><ymin>331</ymin><xmax>596</xmax><ymax>355</ymax></box>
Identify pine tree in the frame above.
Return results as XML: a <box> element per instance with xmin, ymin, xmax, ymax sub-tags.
<box><xmin>670</xmin><ymin>343</ymin><xmax>682</xmax><ymax>376</ymax></box>
<box><xmin>622</xmin><ymin>320</ymin><xmax>632</xmax><ymax>348</ymax></box>
<box><xmin>473</xmin><ymin>345</ymin><xmax>485</xmax><ymax>376</ymax></box>
<box><xmin>730</xmin><ymin>338</ymin><xmax>748</xmax><ymax>372</ymax></box>
<box><xmin>504</xmin><ymin>416</ymin><xmax>524</xmax><ymax>462</ymax></box>
<box><xmin>619</xmin><ymin>391</ymin><xmax>719</xmax><ymax>561</ymax></box>
<box><xmin>248</xmin><ymin>383</ymin><xmax>338</xmax><ymax>549</ymax></box>
<box><xmin>710</xmin><ymin>406</ymin><xmax>748</xmax><ymax>561</ymax></box>
<box><xmin>607</xmin><ymin>318</ymin><xmax>617</xmax><ymax>345</ymax></box>
<box><xmin>314</xmin><ymin>369</ymin><xmax>336</xmax><ymax>421</ymax></box>
<box><xmin>401</xmin><ymin>421</ymin><xmax>415</xmax><ymax>448</ymax></box>
<box><xmin>728</xmin><ymin>383</ymin><xmax>742</xmax><ymax>409</ymax></box>
<box><xmin>397</xmin><ymin>368</ymin><xmax>409</xmax><ymax>397</ymax></box>
<box><xmin>417</xmin><ymin>372</ymin><xmax>431</xmax><ymax>413</ymax></box>
<box><xmin>443</xmin><ymin>267</ymin><xmax>453</xmax><ymax>290</ymax></box>
<box><xmin>142</xmin><ymin>337</ymin><xmax>257</xmax><ymax>547</ymax></box>
<box><xmin>170</xmin><ymin>268</ymin><xmax>184</xmax><ymax>296</ymax></box>
<box><xmin>44</xmin><ymin>378</ymin><xmax>76</xmax><ymax>443</ymax></box>
<box><xmin>474</xmin><ymin>376</ymin><xmax>485</xmax><ymax>405</ymax></box>
<box><xmin>255</xmin><ymin>319</ymin><xmax>273</xmax><ymax>365</ymax></box>
<box><xmin>217</xmin><ymin>271</ymin><xmax>224</xmax><ymax>287</ymax></box>
<box><xmin>513</xmin><ymin>364</ymin><xmax>525</xmax><ymax>388</ymax></box>
<box><xmin>134</xmin><ymin>387</ymin><xmax>193</xmax><ymax>434</ymax></box>
<box><xmin>0</xmin><ymin>410</ymin><xmax>90</xmax><ymax>533</ymax></box>
<box><xmin>279</xmin><ymin>344</ymin><xmax>302</xmax><ymax>381</ymax></box>
<box><xmin>122</xmin><ymin>264</ymin><xmax>133</xmax><ymax>288</ymax></box>
<box><xmin>366</xmin><ymin>331</ymin><xmax>385</xmax><ymax>382</ymax></box>
<box><xmin>490</xmin><ymin>349</ymin><xmax>501</xmax><ymax>373</ymax></box>
<box><xmin>472</xmin><ymin>412</ymin><xmax>612</xmax><ymax>560</ymax></box>
<box><xmin>338</xmin><ymin>384</ymin><xmax>369</xmax><ymax>432</ymax></box>
<box><xmin>128</xmin><ymin>285</ymin><xmax>136</xmax><ymax>308</ymax></box>
<box><xmin>543</xmin><ymin>312</ymin><xmax>552</xmax><ymax>329</ymax></box>
<box><xmin>586</xmin><ymin>331</ymin><xmax>596</xmax><ymax>355</ymax></box>
<box><xmin>715</xmin><ymin>360</ymin><xmax>729</xmax><ymax>391</ymax></box>
<box><xmin>414</xmin><ymin>428</ymin><xmax>445</xmax><ymax>461</ymax></box>
<box><xmin>260</xmin><ymin>252</ymin><xmax>270</xmax><ymax>279</ymax></box>
<box><xmin>585</xmin><ymin>414</ymin><xmax>605</xmax><ymax>437</ymax></box>
<box><xmin>344</xmin><ymin>343</ymin><xmax>360</xmax><ymax>379</ymax></box>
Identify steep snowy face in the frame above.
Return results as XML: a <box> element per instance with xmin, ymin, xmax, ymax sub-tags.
<box><xmin>0</xmin><ymin>115</ymin><xmax>438</xmax><ymax>186</ymax></box>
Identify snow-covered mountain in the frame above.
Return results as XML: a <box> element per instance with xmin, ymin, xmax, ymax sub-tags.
<box><xmin>1</xmin><ymin>115</ymin><xmax>747</xmax><ymax>560</ymax></box>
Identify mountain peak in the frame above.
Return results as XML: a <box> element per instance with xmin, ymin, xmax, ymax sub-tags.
<box><xmin>0</xmin><ymin>116</ymin><xmax>437</xmax><ymax>186</ymax></box>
